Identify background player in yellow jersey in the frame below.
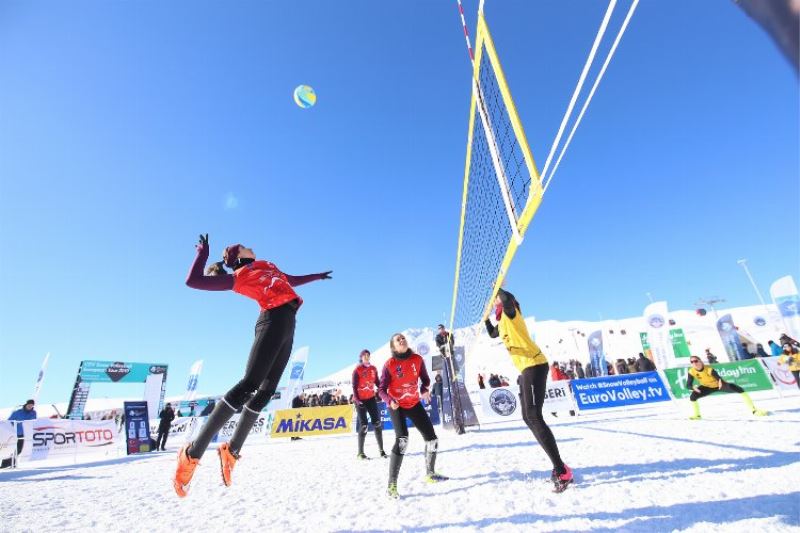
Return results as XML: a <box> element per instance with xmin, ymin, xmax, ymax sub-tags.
<box><xmin>686</xmin><ymin>356</ymin><xmax>768</xmax><ymax>419</ymax></box>
<box><xmin>485</xmin><ymin>288</ymin><xmax>573</xmax><ymax>493</ymax></box>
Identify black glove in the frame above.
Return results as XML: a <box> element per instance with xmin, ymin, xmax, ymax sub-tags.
<box><xmin>319</xmin><ymin>271</ymin><xmax>333</xmax><ymax>280</ymax></box>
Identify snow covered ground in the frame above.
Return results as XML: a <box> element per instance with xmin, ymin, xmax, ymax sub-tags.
<box><xmin>2</xmin><ymin>394</ymin><xmax>799</xmax><ymax>532</ymax></box>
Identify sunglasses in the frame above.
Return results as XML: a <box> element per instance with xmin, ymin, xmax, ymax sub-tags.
<box><xmin>689</xmin><ymin>358</ymin><xmax>701</xmax><ymax>363</ymax></box>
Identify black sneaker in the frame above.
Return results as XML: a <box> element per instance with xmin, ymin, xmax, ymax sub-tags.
<box><xmin>379</xmin><ymin>451</ymin><xmax>388</xmax><ymax>459</ymax></box>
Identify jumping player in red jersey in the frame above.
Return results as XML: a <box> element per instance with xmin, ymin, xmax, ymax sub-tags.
<box><xmin>173</xmin><ymin>234</ymin><xmax>331</xmax><ymax>497</ymax></box>
<box><xmin>378</xmin><ymin>333</ymin><xmax>448</xmax><ymax>499</ymax></box>
<box><xmin>352</xmin><ymin>349</ymin><xmax>387</xmax><ymax>460</ymax></box>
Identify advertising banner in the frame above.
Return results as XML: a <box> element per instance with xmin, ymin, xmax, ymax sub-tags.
<box><xmin>369</xmin><ymin>397</ymin><xmax>441</xmax><ymax>431</ymax></box>
<box><xmin>570</xmin><ymin>372</ymin><xmax>671</xmax><ymax>410</ymax></box>
<box><xmin>270</xmin><ymin>405</ymin><xmax>352</xmax><ymax>438</ymax></box>
<box><xmin>183</xmin><ymin>360</ymin><xmax>203</xmax><ymax>402</ymax></box>
<box><xmin>478</xmin><ymin>381</ymin><xmax>575</xmax><ymax>421</ymax></box>
<box><xmin>0</xmin><ymin>422</ymin><xmax>16</xmax><ymax>460</ymax></box>
<box><xmin>20</xmin><ymin>419</ymin><xmax>118</xmax><ymax>461</ymax></box>
<box><xmin>670</xmin><ymin>328</ymin><xmax>691</xmax><ymax>358</ymax></box>
<box><xmin>771</xmin><ymin>275</ymin><xmax>800</xmax><ymax>340</ymax></box>
<box><xmin>760</xmin><ymin>357</ymin><xmax>800</xmax><ymax>392</ymax></box>
<box><xmin>716</xmin><ymin>314</ymin><xmax>749</xmax><ymax>361</ymax></box>
<box><xmin>32</xmin><ymin>352</ymin><xmax>50</xmax><ymax>403</ymax></box>
<box><xmin>67</xmin><ymin>360</ymin><xmax>168</xmax><ymax>420</ymax></box>
<box><xmin>124</xmin><ymin>401</ymin><xmax>151</xmax><ymax>454</ymax></box>
<box><xmin>588</xmin><ymin>330</ymin><xmax>607</xmax><ymax>376</ymax></box>
<box><xmin>281</xmin><ymin>347</ymin><xmax>309</xmax><ymax>410</ymax></box>
<box><xmin>644</xmin><ymin>301</ymin><xmax>674</xmax><ymax>369</ymax></box>
<box><xmin>662</xmin><ymin>360</ymin><xmax>774</xmax><ymax>399</ymax></box>
<box><xmin>215</xmin><ymin>412</ymin><xmax>270</xmax><ymax>443</ymax></box>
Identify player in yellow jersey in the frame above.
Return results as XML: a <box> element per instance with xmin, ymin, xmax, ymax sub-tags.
<box><xmin>485</xmin><ymin>288</ymin><xmax>573</xmax><ymax>493</ymax></box>
<box><xmin>686</xmin><ymin>356</ymin><xmax>767</xmax><ymax>419</ymax></box>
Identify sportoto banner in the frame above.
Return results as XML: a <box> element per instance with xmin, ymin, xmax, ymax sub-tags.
<box><xmin>760</xmin><ymin>357</ymin><xmax>799</xmax><ymax>392</ymax></box>
<box><xmin>478</xmin><ymin>381</ymin><xmax>575</xmax><ymax>421</ymax></box>
<box><xmin>270</xmin><ymin>405</ymin><xmax>352</xmax><ymax>438</ymax></box>
<box><xmin>662</xmin><ymin>359</ymin><xmax>774</xmax><ymax>399</ymax></box>
<box><xmin>570</xmin><ymin>372</ymin><xmax>671</xmax><ymax>410</ymax></box>
<box><xmin>20</xmin><ymin>419</ymin><xmax>119</xmax><ymax>461</ymax></box>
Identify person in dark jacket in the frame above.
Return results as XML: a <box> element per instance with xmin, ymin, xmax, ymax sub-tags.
<box><xmin>635</xmin><ymin>353</ymin><xmax>655</xmax><ymax>372</ymax></box>
<box><xmin>435</xmin><ymin>324</ymin><xmax>455</xmax><ymax>358</ymax></box>
<box><xmin>705</xmin><ymin>348</ymin><xmax>718</xmax><ymax>364</ymax></box>
<box><xmin>574</xmin><ymin>361</ymin><xmax>586</xmax><ymax>379</ymax></box>
<box><xmin>1</xmin><ymin>400</ymin><xmax>37</xmax><ymax>468</ymax></box>
<box><xmin>157</xmin><ymin>403</ymin><xmax>176</xmax><ymax>451</ymax></box>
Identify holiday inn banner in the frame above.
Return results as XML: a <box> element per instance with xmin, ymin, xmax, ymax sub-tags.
<box><xmin>663</xmin><ymin>359</ymin><xmax>774</xmax><ymax>399</ymax></box>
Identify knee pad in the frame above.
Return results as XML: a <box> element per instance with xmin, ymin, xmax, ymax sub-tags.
<box><xmin>359</xmin><ymin>425</ymin><xmax>368</xmax><ymax>435</ymax></box>
<box><xmin>246</xmin><ymin>389</ymin><xmax>271</xmax><ymax>412</ymax></box>
<box><xmin>226</xmin><ymin>379</ymin><xmax>260</xmax><ymax>407</ymax></box>
<box><xmin>397</xmin><ymin>436</ymin><xmax>409</xmax><ymax>455</ymax></box>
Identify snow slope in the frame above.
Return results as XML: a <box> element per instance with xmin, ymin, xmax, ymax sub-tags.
<box><xmin>2</xmin><ymin>395</ymin><xmax>798</xmax><ymax>532</ymax></box>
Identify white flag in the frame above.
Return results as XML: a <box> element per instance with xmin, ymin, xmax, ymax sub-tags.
<box><xmin>770</xmin><ymin>275</ymin><xmax>800</xmax><ymax>340</ymax></box>
<box><xmin>183</xmin><ymin>360</ymin><xmax>204</xmax><ymax>402</ymax></box>
<box><xmin>32</xmin><ymin>352</ymin><xmax>50</xmax><ymax>403</ymax></box>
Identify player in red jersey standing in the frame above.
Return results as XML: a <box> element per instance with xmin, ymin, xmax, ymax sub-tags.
<box><xmin>173</xmin><ymin>234</ymin><xmax>331</xmax><ymax>497</ymax></box>
<box><xmin>378</xmin><ymin>333</ymin><xmax>447</xmax><ymax>499</ymax></box>
<box><xmin>352</xmin><ymin>349</ymin><xmax>388</xmax><ymax>460</ymax></box>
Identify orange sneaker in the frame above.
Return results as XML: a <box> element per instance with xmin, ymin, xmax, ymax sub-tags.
<box><xmin>173</xmin><ymin>444</ymin><xmax>200</xmax><ymax>498</ymax></box>
<box><xmin>217</xmin><ymin>443</ymin><xmax>238</xmax><ymax>487</ymax></box>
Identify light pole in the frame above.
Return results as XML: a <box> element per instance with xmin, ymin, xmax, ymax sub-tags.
<box><xmin>737</xmin><ymin>259</ymin><xmax>768</xmax><ymax>307</ymax></box>
<box><xmin>737</xmin><ymin>258</ymin><xmax>782</xmax><ymax>335</ymax></box>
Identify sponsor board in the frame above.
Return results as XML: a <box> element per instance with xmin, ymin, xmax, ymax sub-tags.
<box><xmin>0</xmin><ymin>422</ymin><xmax>16</xmax><ymax>460</ymax></box>
<box><xmin>570</xmin><ymin>372</ymin><xmax>671</xmax><ymax>410</ymax></box>
<box><xmin>663</xmin><ymin>360</ymin><xmax>774</xmax><ymax>399</ymax></box>
<box><xmin>367</xmin><ymin>397</ymin><xmax>440</xmax><ymax>431</ymax></box>
<box><xmin>20</xmin><ymin>419</ymin><xmax>118</xmax><ymax>461</ymax></box>
<box><xmin>124</xmin><ymin>401</ymin><xmax>151</xmax><ymax>455</ymax></box>
<box><xmin>759</xmin><ymin>357</ymin><xmax>799</xmax><ymax>392</ymax></box>
<box><xmin>270</xmin><ymin>405</ymin><xmax>352</xmax><ymax>438</ymax></box>
<box><xmin>477</xmin><ymin>381</ymin><xmax>575</xmax><ymax>421</ymax></box>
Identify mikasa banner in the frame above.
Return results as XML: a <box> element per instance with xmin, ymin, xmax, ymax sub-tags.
<box><xmin>477</xmin><ymin>382</ymin><xmax>574</xmax><ymax>421</ymax></box>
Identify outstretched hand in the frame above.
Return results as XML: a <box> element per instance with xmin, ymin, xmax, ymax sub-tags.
<box><xmin>196</xmin><ymin>233</ymin><xmax>209</xmax><ymax>252</ymax></box>
<box><xmin>319</xmin><ymin>271</ymin><xmax>333</xmax><ymax>280</ymax></box>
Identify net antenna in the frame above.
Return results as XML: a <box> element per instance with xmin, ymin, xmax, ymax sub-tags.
<box><xmin>449</xmin><ymin>0</ymin><xmax>639</xmax><ymax>332</ymax></box>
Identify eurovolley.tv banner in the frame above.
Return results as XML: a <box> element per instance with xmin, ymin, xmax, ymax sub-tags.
<box><xmin>570</xmin><ymin>372</ymin><xmax>671</xmax><ymax>410</ymax></box>
<box><xmin>662</xmin><ymin>359</ymin><xmax>774</xmax><ymax>399</ymax></box>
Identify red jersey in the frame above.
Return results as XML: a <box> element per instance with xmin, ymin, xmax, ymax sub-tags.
<box><xmin>379</xmin><ymin>354</ymin><xmax>429</xmax><ymax>409</ymax></box>
<box><xmin>232</xmin><ymin>260</ymin><xmax>302</xmax><ymax>311</ymax></box>
<box><xmin>353</xmin><ymin>364</ymin><xmax>378</xmax><ymax>401</ymax></box>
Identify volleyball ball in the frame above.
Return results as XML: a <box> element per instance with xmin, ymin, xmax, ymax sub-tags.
<box><xmin>293</xmin><ymin>85</ymin><xmax>316</xmax><ymax>109</ymax></box>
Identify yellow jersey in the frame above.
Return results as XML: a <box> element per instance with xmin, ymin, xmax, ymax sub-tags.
<box><xmin>497</xmin><ymin>311</ymin><xmax>548</xmax><ymax>372</ymax></box>
<box><xmin>688</xmin><ymin>365</ymin><xmax>720</xmax><ymax>388</ymax></box>
<box><xmin>778</xmin><ymin>353</ymin><xmax>800</xmax><ymax>372</ymax></box>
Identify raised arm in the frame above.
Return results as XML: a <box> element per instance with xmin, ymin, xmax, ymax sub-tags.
<box><xmin>185</xmin><ymin>234</ymin><xmax>234</xmax><ymax>291</ymax></box>
<box><xmin>485</xmin><ymin>318</ymin><xmax>499</xmax><ymax>338</ymax></box>
<box><xmin>285</xmin><ymin>271</ymin><xmax>333</xmax><ymax>287</ymax></box>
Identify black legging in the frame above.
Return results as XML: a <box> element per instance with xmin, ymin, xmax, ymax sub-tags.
<box><xmin>356</xmin><ymin>397</ymin><xmax>382</xmax><ymax>429</ymax></box>
<box><xmin>519</xmin><ymin>364</ymin><xmax>564</xmax><ymax>471</ymax></box>
<box><xmin>792</xmin><ymin>370</ymin><xmax>800</xmax><ymax>390</ymax></box>
<box><xmin>689</xmin><ymin>381</ymin><xmax>744</xmax><ymax>401</ymax></box>
<box><xmin>188</xmin><ymin>301</ymin><xmax>297</xmax><ymax>459</ymax></box>
<box><xmin>388</xmin><ymin>401</ymin><xmax>436</xmax><ymax>454</ymax></box>
<box><xmin>156</xmin><ymin>427</ymin><xmax>169</xmax><ymax>450</ymax></box>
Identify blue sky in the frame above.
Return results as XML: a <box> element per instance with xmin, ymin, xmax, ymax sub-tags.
<box><xmin>0</xmin><ymin>1</ymin><xmax>797</xmax><ymax>408</ymax></box>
